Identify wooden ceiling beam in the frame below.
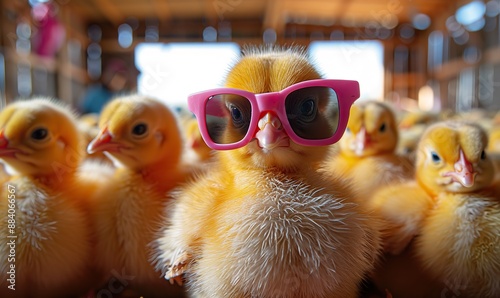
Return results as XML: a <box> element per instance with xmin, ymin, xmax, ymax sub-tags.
<box><xmin>263</xmin><ymin>0</ymin><xmax>285</xmax><ymax>36</ymax></box>
<box><xmin>91</xmin><ymin>0</ymin><xmax>124</xmax><ymax>26</ymax></box>
<box><xmin>153</xmin><ymin>0</ymin><xmax>171</xmax><ymax>21</ymax></box>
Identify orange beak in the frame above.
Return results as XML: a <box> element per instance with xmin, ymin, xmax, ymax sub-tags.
<box><xmin>255</xmin><ymin>113</ymin><xmax>289</xmax><ymax>150</ymax></box>
<box><xmin>443</xmin><ymin>149</ymin><xmax>475</xmax><ymax>187</ymax></box>
<box><xmin>87</xmin><ymin>128</ymin><xmax>122</xmax><ymax>154</ymax></box>
<box><xmin>0</xmin><ymin>130</ymin><xmax>18</xmax><ymax>158</ymax></box>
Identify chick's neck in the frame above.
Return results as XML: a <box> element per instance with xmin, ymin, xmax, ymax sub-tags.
<box><xmin>416</xmin><ymin>175</ymin><xmax>440</xmax><ymax>199</ymax></box>
<box><xmin>136</xmin><ymin>156</ymin><xmax>184</xmax><ymax>192</ymax></box>
<box><xmin>31</xmin><ymin>169</ymin><xmax>78</xmax><ymax>192</ymax></box>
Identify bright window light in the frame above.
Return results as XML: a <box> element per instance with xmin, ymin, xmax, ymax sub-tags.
<box><xmin>308</xmin><ymin>40</ymin><xmax>384</xmax><ymax>101</ymax></box>
<box><xmin>456</xmin><ymin>1</ymin><xmax>486</xmax><ymax>26</ymax></box>
<box><xmin>135</xmin><ymin>42</ymin><xmax>240</xmax><ymax>108</ymax></box>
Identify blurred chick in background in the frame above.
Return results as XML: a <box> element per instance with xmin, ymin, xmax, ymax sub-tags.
<box><xmin>0</xmin><ymin>98</ymin><xmax>93</xmax><ymax>298</ymax></box>
<box><xmin>488</xmin><ymin>125</ymin><xmax>500</xmax><ymax>153</ymax></box>
<box><xmin>322</xmin><ymin>100</ymin><xmax>413</xmax><ymax>203</ymax></box>
<box><xmin>87</xmin><ymin>95</ymin><xmax>187</xmax><ymax>297</ymax></box>
<box><xmin>155</xmin><ymin>47</ymin><xmax>381</xmax><ymax>297</ymax></box>
<box><xmin>396</xmin><ymin>123</ymin><xmax>426</xmax><ymax>161</ymax></box>
<box><xmin>398</xmin><ymin>109</ymin><xmax>440</xmax><ymax>130</ymax></box>
<box><xmin>77</xmin><ymin>113</ymin><xmax>112</xmax><ymax>164</ymax></box>
<box><xmin>396</xmin><ymin>109</ymin><xmax>441</xmax><ymax>161</ymax></box>
<box><xmin>487</xmin><ymin>125</ymin><xmax>500</xmax><ymax>183</ymax></box>
<box><xmin>182</xmin><ymin>117</ymin><xmax>214</xmax><ymax>164</ymax></box>
<box><xmin>370</xmin><ymin>121</ymin><xmax>500</xmax><ymax>297</ymax></box>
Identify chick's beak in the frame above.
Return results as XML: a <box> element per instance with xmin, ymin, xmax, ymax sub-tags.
<box><xmin>443</xmin><ymin>150</ymin><xmax>475</xmax><ymax>187</ymax></box>
<box><xmin>0</xmin><ymin>131</ymin><xmax>18</xmax><ymax>157</ymax></box>
<box><xmin>87</xmin><ymin>128</ymin><xmax>121</xmax><ymax>154</ymax></box>
<box><xmin>255</xmin><ymin>113</ymin><xmax>289</xmax><ymax>150</ymax></box>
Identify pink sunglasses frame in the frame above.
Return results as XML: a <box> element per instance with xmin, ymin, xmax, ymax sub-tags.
<box><xmin>188</xmin><ymin>79</ymin><xmax>360</xmax><ymax>150</ymax></box>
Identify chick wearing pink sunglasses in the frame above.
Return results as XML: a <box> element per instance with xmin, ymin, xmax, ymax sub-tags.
<box><xmin>156</xmin><ymin>48</ymin><xmax>381</xmax><ymax>298</ymax></box>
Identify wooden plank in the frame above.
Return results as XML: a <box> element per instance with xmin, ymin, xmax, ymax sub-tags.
<box><xmin>91</xmin><ymin>0</ymin><xmax>124</xmax><ymax>26</ymax></box>
<box><xmin>154</xmin><ymin>0</ymin><xmax>171</xmax><ymax>21</ymax></box>
<box><xmin>484</xmin><ymin>46</ymin><xmax>500</xmax><ymax>65</ymax></box>
<box><xmin>263</xmin><ymin>0</ymin><xmax>285</xmax><ymax>35</ymax></box>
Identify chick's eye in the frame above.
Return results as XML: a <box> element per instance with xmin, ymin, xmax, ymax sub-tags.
<box><xmin>481</xmin><ymin>150</ymin><xmax>486</xmax><ymax>160</ymax></box>
<box><xmin>430</xmin><ymin>151</ymin><xmax>441</xmax><ymax>163</ymax></box>
<box><xmin>230</xmin><ymin>106</ymin><xmax>242</xmax><ymax>122</ymax></box>
<box><xmin>300</xmin><ymin>99</ymin><xmax>316</xmax><ymax>117</ymax></box>
<box><xmin>229</xmin><ymin>105</ymin><xmax>247</xmax><ymax>129</ymax></box>
<box><xmin>31</xmin><ymin>128</ymin><xmax>48</xmax><ymax>140</ymax></box>
<box><xmin>132</xmin><ymin>123</ymin><xmax>148</xmax><ymax>136</ymax></box>
<box><xmin>379</xmin><ymin>123</ymin><xmax>386</xmax><ymax>132</ymax></box>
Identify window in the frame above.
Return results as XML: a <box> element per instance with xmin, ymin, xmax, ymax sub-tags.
<box><xmin>308</xmin><ymin>40</ymin><xmax>384</xmax><ymax>101</ymax></box>
<box><xmin>135</xmin><ymin>42</ymin><xmax>240</xmax><ymax>108</ymax></box>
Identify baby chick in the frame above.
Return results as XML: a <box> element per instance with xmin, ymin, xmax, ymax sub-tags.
<box><xmin>398</xmin><ymin>109</ymin><xmax>439</xmax><ymax>129</ymax></box>
<box><xmin>0</xmin><ymin>98</ymin><xmax>93</xmax><ymax>298</ymax></box>
<box><xmin>88</xmin><ymin>95</ymin><xmax>187</xmax><ymax>297</ymax></box>
<box><xmin>182</xmin><ymin>117</ymin><xmax>214</xmax><ymax>164</ymax></box>
<box><xmin>396</xmin><ymin>124</ymin><xmax>426</xmax><ymax>161</ymax></box>
<box><xmin>155</xmin><ymin>48</ymin><xmax>380</xmax><ymax>297</ymax></box>
<box><xmin>487</xmin><ymin>125</ymin><xmax>500</xmax><ymax>153</ymax></box>
<box><xmin>322</xmin><ymin>100</ymin><xmax>413</xmax><ymax>202</ymax></box>
<box><xmin>371</xmin><ymin>121</ymin><xmax>500</xmax><ymax>297</ymax></box>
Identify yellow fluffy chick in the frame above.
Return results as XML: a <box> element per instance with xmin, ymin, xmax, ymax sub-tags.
<box><xmin>398</xmin><ymin>109</ymin><xmax>439</xmax><ymax>129</ymax></box>
<box><xmin>155</xmin><ymin>48</ymin><xmax>380</xmax><ymax>297</ymax></box>
<box><xmin>487</xmin><ymin>125</ymin><xmax>500</xmax><ymax>153</ymax></box>
<box><xmin>371</xmin><ymin>121</ymin><xmax>500</xmax><ymax>297</ymax></box>
<box><xmin>322</xmin><ymin>100</ymin><xmax>413</xmax><ymax>202</ymax></box>
<box><xmin>396</xmin><ymin>123</ymin><xmax>426</xmax><ymax>161</ymax></box>
<box><xmin>0</xmin><ymin>98</ymin><xmax>93</xmax><ymax>298</ymax></box>
<box><xmin>87</xmin><ymin>95</ymin><xmax>187</xmax><ymax>297</ymax></box>
<box><xmin>487</xmin><ymin>125</ymin><xmax>500</xmax><ymax>184</ymax></box>
<box><xmin>182</xmin><ymin>117</ymin><xmax>213</xmax><ymax>163</ymax></box>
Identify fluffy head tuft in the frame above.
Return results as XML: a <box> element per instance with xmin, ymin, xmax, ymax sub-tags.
<box><xmin>226</xmin><ymin>46</ymin><xmax>321</xmax><ymax>93</ymax></box>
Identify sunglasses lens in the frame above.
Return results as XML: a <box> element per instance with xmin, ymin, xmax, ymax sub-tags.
<box><xmin>285</xmin><ymin>86</ymin><xmax>339</xmax><ymax>140</ymax></box>
<box><xmin>205</xmin><ymin>94</ymin><xmax>252</xmax><ymax>145</ymax></box>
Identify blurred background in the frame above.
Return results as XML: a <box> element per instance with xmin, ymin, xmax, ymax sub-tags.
<box><xmin>0</xmin><ymin>0</ymin><xmax>499</xmax><ymax>113</ymax></box>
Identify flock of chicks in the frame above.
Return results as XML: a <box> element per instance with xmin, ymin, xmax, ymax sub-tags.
<box><xmin>0</xmin><ymin>47</ymin><xmax>498</xmax><ymax>298</ymax></box>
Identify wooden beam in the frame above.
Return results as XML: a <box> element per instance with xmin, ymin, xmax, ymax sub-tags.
<box><xmin>153</xmin><ymin>0</ymin><xmax>171</xmax><ymax>21</ymax></box>
<box><xmin>485</xmin><ymin>46</ymin><xmax>500</xmax><ymax>65</ymax></box>
<box><xmin>91</xmin><ymin>0</ymin><xmax>124</xmax><ymax>26</ymax></box>
<box><xmin>263</xmin><ymin>0</ymin><xmax>285</xmax><ymax>36</ymax></box>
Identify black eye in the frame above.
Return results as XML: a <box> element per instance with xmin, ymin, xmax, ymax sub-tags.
<box><xmin>300</xmin><ymin>99</ymin><xmax>316</xmax><ymax>118</ymax></box>
<box><xmin>230</xmin><ymin>106</ymin><xmax>242</xmax><ymax>122</ymax></box>
<box><xmin>379</xmin><ymin>123</ymin><xmax>386</xmax><ymax>132</ymax></box>
<box><xmin>229</xmin><ymin>105</ymin><xmax>247</xmax><ymax>128</ymax></box>
<box><xmin>481</xmin><ymin>150</ymin><xmax>486</xmax><ymax>160</ymax></box>
<box><xmin>31</xmin><ymin>128</ymin><xmax>48</xmax><ymax>140</ymax></box>
<box><xmin>132</xmin><ymin>123</ymin><xmax>148</xmax><ymax>136</ymax></box>
<box><xmin>430</xmin><ymin>151</ymin><xmax>441</xmax><ymax>163</ymax></box>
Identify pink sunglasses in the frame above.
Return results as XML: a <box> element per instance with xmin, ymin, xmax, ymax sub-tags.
<box><xmin>188</xmin><ymin>79</ymin><xmax>360</xmax><ymax>150</ymax></box>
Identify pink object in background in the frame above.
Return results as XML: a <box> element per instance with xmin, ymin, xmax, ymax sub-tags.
<box><xmin>31</xmin><ymin>3</ymin><xmax>66</xmax><ymax>57</ymax></box>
